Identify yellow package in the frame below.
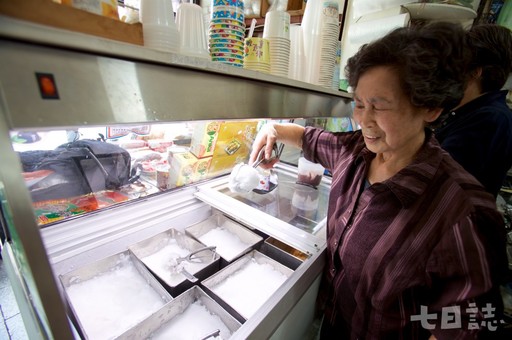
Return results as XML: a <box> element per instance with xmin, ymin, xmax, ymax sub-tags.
<box><xmin>189</xmin><ymin>121</ymin><xmax>222</xmax><ymax>159</ymax></box>
<box><xmin>209</xmin><ymin>120</ymin><xmax>259</xmax><ymax>177</ymax></box>
<box><xmin>168</xmin><ymin>152</ymin><xmax>211</xmax><ymax>188</ymax></box>
<box><xmin>61</xmin><ymin>0</ymin><xmax>119</xmax><ymax>20</ymax></box>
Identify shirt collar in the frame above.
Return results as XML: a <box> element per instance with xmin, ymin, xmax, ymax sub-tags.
<box><xmin>366</xmin><ymin>130</ymin><xmax>444</xmax><ymax>208</ymax></box>
<box><xmin>434</xmin><ymin>90</ymin><xmax>508</xmax><ymax>130</ymax></box>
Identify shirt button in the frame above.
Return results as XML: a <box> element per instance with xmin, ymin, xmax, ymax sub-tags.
<box><xmin>333</xmin><ymin>241</ymin><xmax>338</xmax><ymax>247</ymax></box>
<box><xmin>330</xmin><ymin>268</ymin><xmax>336</xmax><ymax>275</ymax></box>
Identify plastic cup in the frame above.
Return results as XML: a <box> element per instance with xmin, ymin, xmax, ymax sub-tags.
<box><xmin>263</xmin><ymin>10</ymin><xmax>290</xmax><ymax>39</ymax></box>
<box><xmin>297</xmin><ymin>157</ymin><xmax>325</xmax><ymax>187</ymax></box>
<box><xmin>301</xmin><ymin>0</ymin><xmax>339</xmax><ymax>85</ymax></box>
<box><xmin>267</xmin><ymin>36</ymin><xmax>290</xmax><ymax>77</ymax></box>
<box><xmin>139</xmin><ymin>0</ymin><xmax>176</xmax><ymax>26</ymax></box>
<box><xmin>288</xmin><ymin>24</ymin><xmax>306</xmax><ymax>81</ymax></box>
<box><xmin>291</xmin><ymin>187</ymin><xmax>320</xmax><ymax>211</ymax></box>
<box><xmin>143</xmin><ymin>23</ymin><xmax>180</xmax><ymax>52</ymax></box>
<box><xmin>176</xmin><ymin>3</ymin><xmax>210</xmax><ymax>58</ymax></box>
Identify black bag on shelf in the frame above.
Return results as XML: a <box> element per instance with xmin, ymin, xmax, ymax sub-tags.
<box><xmin>19</xmin><ymin>139</ymin><xmax>133</xmax><ymax>202</ymax></box>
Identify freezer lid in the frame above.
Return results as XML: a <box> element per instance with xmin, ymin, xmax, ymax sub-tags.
<box><xmin>195</xmin><ymin>164</ymin><xmax>330</xmax><ymax>255</ymax></box>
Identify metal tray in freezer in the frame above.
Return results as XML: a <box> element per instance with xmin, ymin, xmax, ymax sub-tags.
<box><xmin>201</xmin><ymin>250</ymin><xmax>294</xmax><ymax>323</ymax></box>
<box><xmin>129</xmin><ymin>228</ymin><xmax>220</xmax><ymax>297</ymax></box>
<box><xmin>59</xmin><ymin>250</ymin><xmax>172</xmax><ymax>340</ymax></box>
<box><xmin>185</xmin><ymin>212</ymin><xmax>263</xmax><ymax>266</ymax></box>
<box><xmin>258</xmin><ymin>237</ymin><xmax>309</xmax><ymax>270</ymax></box>
<box><xmin>116</xmin><ymin>286</ymin><xmax>242</xmax><ymax>339</ymax></box>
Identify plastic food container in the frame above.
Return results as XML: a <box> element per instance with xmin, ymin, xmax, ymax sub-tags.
<box><xmin>59</xmin><ymin>250</ymin><xmax>172</xmax><ymax>340</ymax></box>
<box><xmin>297</xmin><ymin>157</ymin><xmax>325</xmax><ymax>188</ymax></box>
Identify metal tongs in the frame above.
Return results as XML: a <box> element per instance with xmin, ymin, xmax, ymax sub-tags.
<box><xmin>169</xmin><ymin>246</ymin><xmax>217</xmax><ymax>282</ymax></box>
<box><xmin>228</xmin><ymin>143</ymin><xmax>280</xmax><ymax>194</ymax></box>
<box><xmin>252</xmin><ymin>143</ymin><xmax>280</xmax><ymax>168</ymax></box>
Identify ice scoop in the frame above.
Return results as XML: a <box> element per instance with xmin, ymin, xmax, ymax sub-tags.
<box><xmin>169</xmin><ymin>246</ymin><xmax>217</xmax><ymax>282</ymax></box>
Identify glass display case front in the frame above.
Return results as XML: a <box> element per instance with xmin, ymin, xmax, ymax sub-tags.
<box><xmin>10</xmin><ymin>118</ymin><xmax>350</xmax><ymax>229</ymax></box>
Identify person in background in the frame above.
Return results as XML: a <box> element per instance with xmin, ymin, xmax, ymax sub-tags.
<box><xmin>434</xmin><ymin>23</ymin><xmax>512</xmax><ymax>198</ymax></box>
<box><xmin>249</xmin><ymin>22</ymin><xmax>508</xmax><ymax>339</ymax></box>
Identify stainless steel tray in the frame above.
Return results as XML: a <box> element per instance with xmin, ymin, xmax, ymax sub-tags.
<box><xmin>258</xmin><ymin>237</ymin><xmax>308</xmax><ymax>270</ymax></box>
<box><xmin>129</xmin><ymin>228</ymin><xmax>220</xmax><ymax>297</ymax></box>
<box><xmin>116</xmin><ymin>286</ymin><xmax>242</xmax><ymax>339</ymax></box>
<box><xmin>59</xmin><ymin>250</ymin><xmax>172</xmax><ymax>340</ymax></box>
<box><xmin>201</xmin><ymin>250</ymin><xmax>294</xmax><ymax>323</ymax></box>
<box><xmin>185</xmin><ymin>212</ymin><xmax>263</xmax><ymax>266</ymax></box>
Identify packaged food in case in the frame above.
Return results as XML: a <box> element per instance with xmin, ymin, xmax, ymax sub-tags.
<box><xmin>209</xmin><ymin>120</ymin><xmax>259</xmax><ymax>177</ymax></box>
<box><xmin>168</xmin><ymin>152</ymin><xmax>211</xmax><ymax>188</ymax></box>
<box><xmin>189</xmin><ymin>121</ymin><xmax>222</xmax><ymax>159</ymax></box>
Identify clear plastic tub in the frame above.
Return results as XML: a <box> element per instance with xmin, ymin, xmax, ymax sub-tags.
<box><xmin>297</xmin><ymin>157</ymin><xmax>325</xmax><ymax>187</ymax></box>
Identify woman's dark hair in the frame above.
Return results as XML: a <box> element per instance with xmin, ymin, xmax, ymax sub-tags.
<box><xmin>345</xmin><ymin>22</ymin><xmax>470</xmax><ymax>111</ymax></box>
<box><xmin>466</xmin><ymin>24</ymin><xmax>512</xmax><ymax>92</ymax></box>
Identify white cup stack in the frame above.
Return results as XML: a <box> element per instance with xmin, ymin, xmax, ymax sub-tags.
<box><xmin>176</xmin><ymin>2</ymin><xmax>210</xmax><ymax>59</ymax></box>
<box><xmin>288</xmin><ymin>24</ymin><xmax>306</xmax><ymax>82</ymax></box>
<box><xmin>263</xmin><ymin>10</ymin><xmax>291</xmax><ymax>78</ymax></box>
<box><xmin>302</xmin><ymin>0</ymin><xmax>341</xmax><ymax>88</ymax></box>
<box><xmin>139</xmin><ymin>0</ymin><xmax>180</xmax><ymax>53</ymax></box>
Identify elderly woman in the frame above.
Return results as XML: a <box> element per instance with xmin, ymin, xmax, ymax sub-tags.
<box><xmin>250</xmin><ymin>22</ymin><xmax>508</xmax><ymax>339</ymax></box>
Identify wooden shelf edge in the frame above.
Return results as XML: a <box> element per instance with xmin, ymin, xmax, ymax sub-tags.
<box><xmin>0</xmin><ymin>0</ymin><xmax>143</xmax><ymax>45</ymax></box>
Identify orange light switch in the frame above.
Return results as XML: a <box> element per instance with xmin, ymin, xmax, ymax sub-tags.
<box><xmin>36</xmin><ymin>73</ymin><xmax>59</xmax><ymax>99</ymax></box>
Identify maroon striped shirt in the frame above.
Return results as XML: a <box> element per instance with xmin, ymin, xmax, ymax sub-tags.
<box><xmin>302</xmin><ymin>127</ymin><xmax>507</xmax><ymax>339</ymax></box>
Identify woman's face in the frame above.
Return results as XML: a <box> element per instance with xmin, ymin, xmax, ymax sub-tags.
<box><xmin>352</xmin><ymin>66</ymin><xmax>438</xmax><ymax>160</ymax></box>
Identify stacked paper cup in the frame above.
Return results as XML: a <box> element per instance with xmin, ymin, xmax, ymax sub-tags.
<box><xmin>139</xmin><ymin>0</ymin><xmax>180</xmax><ymax>53</ymax></box>
<box><xmin>208</xmin><ymin>0</ymin><xmax>246</xmax><ymax>67</ymax></box>
<box><xmin>263</xmin><ymin>10</ymin><xmax>291</xmax><ymax>77</ymax></box>
<box><xmin>332</xmin><ymin>40</ymin><xmax>342</xmax><ymax>90</ymax></box>
<box><xmin>243</xmin><ymin>37</ymin><xmax>271</xmax><ymax>73</ymax></box>
<box><xmin>318</xmin><ymin>5</ymin><xmax>341</xmax><ymax>88</ymax></box>
<box><xmin>302</xmin><ymin>0</ymin><xmax>341</xmax><ymax>87</ymax></box>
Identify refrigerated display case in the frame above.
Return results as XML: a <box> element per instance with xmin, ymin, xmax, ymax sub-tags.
<box><xmin>0</xmin><ymin>15</ymin><xmax>352</xmax><ymax>339</ymax></box>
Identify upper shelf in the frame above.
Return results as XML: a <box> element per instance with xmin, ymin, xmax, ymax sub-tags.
<box><xmin>401</xmin><ymin>3</ymin><xmax>477</xmax><ymax>20</ymax></box>
<box><xmin>0</xmin><ymin>16</ymin><xmax>352</xmax><ymax>130</ymax></box>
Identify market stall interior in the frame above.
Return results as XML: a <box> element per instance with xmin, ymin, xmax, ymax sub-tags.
<box><xmin>1</xmin><ymin>0</ymin><xmax>512</xmax><ymax>339</ymax></box>
<box><xmin>0</xmin><ymin>1</ymin><xmax>351</xmax><ymax>338</ymax></box>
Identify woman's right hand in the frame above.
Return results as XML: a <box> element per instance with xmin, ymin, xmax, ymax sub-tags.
<box><xmin>249</xmin><ymin>123</ymin><xmax>279</xmax><ymax>169</ymax></box>
<box><xmin>249</xmin><ymin>122</ymin><xmax>305</xmax><ymax>169</ymax></box>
